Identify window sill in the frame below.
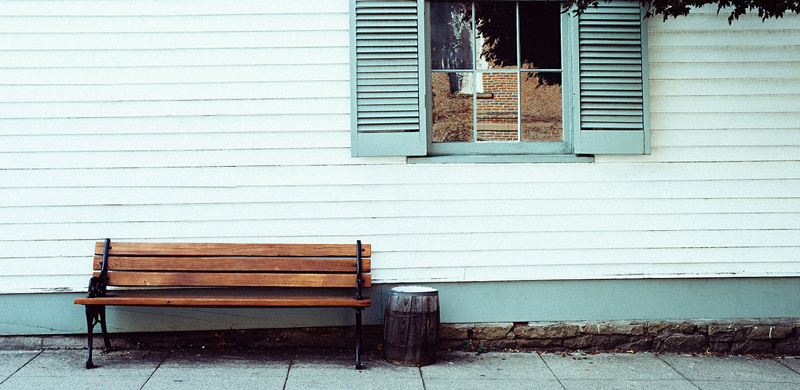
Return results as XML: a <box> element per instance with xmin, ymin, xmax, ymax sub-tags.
<box><xmin>407</xmin><ymin>154</ymin><xmax>594</xmax><ymax>164</ymax></box>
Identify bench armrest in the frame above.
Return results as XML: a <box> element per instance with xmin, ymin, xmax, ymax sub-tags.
<box><xmin>86</xmin><ymin>238</ymin><xmax>111</xmax><ymax>298</ymax></box>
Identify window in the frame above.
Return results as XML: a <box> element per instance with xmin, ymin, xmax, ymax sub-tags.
<box><xmin>430</xmin><ymin>1</ymin><xmax>571</xmax><ymax>156</ymax></box>
<box><xmin>350</xmin><ymin>0</ymin><xmax>649</xmax><ymax>159</ymax></box>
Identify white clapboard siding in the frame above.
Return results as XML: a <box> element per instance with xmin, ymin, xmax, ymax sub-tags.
<box><xmin>1</xmin><ymin>1</ymin><xmax>798</xmax><ymax>294</ymax></box>
<box><xmin>0</xmin><ymin>14</ymin><xmax>348</xmax><ymax>33</ymax></box>
<box><xmin>3</xmin><ymin>198</ymin><xmax>799</xmax><ymax>224</ymax></box>
<box><xmin>1</xmin><ymin>82</ymin><xmax>351</xmax><ymax>103</ymax></box>
<box><xmin>0</xmin><ymin>65</ymin><xmax>350</xmax><ymax>85</ymax></box>
<box><xmin>0</xmin><ymin>0</ymin><xmax>345</xmax><ymax>15</ymax></box>
<box><xmin>0</xmin><ymin>115</ymin><xmax>351</xmax><ymax>136</ymax></box>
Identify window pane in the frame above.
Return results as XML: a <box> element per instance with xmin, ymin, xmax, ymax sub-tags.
<box><xmin>521</xmin><ymin>72</ymin><xmax>562</xmax><ymax>141</ymax></box>
<box><xmin>432</xmin><ymin>72</ymin><xmax>474</xmax><ymax>142</ymax></box>
<box><xmin>474</xmin><ymin>2</ymin><xmax>517</xmax><ymax>69</ymax></box>
<box><xmin>431</xmin><ymin>2</ymin><xmax>473</xmax><ymax>70</ymax></box>
<box><xmin>476</xmin><ymin>72</ymin><xmax>518</xmax><ymax>142</ymax></box>
<box><xmin>519</xmin><ymin>2</ymin><xmax>561</xmax><ymax>70</ymax></box>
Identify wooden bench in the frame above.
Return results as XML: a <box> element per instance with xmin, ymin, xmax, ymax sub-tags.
<box><xmin>74</xmin><ymin>239</ymin><xmax>371</xmax><ymax>369</ymax></box>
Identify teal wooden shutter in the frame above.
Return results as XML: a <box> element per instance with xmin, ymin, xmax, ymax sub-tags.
<box><xmin>574</xmin><ymin>1</ymin><xmax>650</xmax><ymax>155</ymax></box>
<box><xmin>350</xmin><ymin>0</ymin><xmax>427</xmax><ymax>157</ymax></box>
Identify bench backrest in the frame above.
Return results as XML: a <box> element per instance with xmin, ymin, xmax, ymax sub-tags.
<box><xmin>93</xmin><ymin>241</ymin><xmax>371</xmax><ymax>289</ymax></box>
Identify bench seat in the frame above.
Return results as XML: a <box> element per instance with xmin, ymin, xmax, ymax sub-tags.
<box><xmin>74</xmin><ymin>295</ymin><xmax>371</xmax><ymax>308</ymax></box>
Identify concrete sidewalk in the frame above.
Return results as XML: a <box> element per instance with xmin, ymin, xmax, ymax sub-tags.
<box><xmin>2</xmin><ymin>348</ymin><xmax>800</xmax><ymax>390</ymax></box>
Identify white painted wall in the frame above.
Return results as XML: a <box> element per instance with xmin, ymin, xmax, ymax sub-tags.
<box><xmin>1</xmin><ymin>1</ymin><xmax>798</xmax><ymax>294</ymax></box>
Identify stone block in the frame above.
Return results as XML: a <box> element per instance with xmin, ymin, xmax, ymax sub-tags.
<box><xmin>582</xmin><ymin>321</ymin><xmax>645</xmax><ymax>336</ymax></box>
<box><xmin>709</xmin><ymin>342</ymin><xmax>731</xmax><ymax>353</ymax></box>
<box><xmin>440</xmin><ymin>323</ymin><xmax>473</xmax><ymax>340</ymax></box>
<box><xmin>518</xmin><ymin>322</ymin><xmax>580</xmax><ymax>339</ymax></box>
<box><xmin>483</xmin><ymin>339</ymin><xmax>517</xmax><ymax>350</ymax></box>
<box><xmin>747</xmin><ymin>325</ymin><xmax>793</xmax><ymax>340</ymax></box>
<box><xmin>515</xmin><ymin>338</ymin><xmax>563</xmax><ymax>349</ymax></box>
<box><xmin>563</xmin><ymin>335</ymin><xmax>610</xmax><ymax>350</ymax></box>
<box><xmin>775</xmin><ymin>338</ymin><xmax>800</xmax><ymax>355</ymax></box>
<box><xmin>472</xmin><ymin>323</ymin><xmax>514</xmax><ymax>340</ymax></box>
<box><xmin>608</xmin><ymin>335</ymin><xmax>652</xmax><ymax>351</ymax></box>
<box><xmin>647</xmin><ymin>321</ymin><xmax>698</xmax><ymax>336</ymax></box>
<box><xmin>708</xmin><ymin>324</ymin><xmax>747</xmax><ymax>342</ymax></box>
<box><xmin>660</xmin><ymin>334</ymin><xmax>708</xmax><ymax>352</ymax></box>
<box><xmin>730</xmin><ymin>340</ymin><xmax>774</xmax><ymax>355</ymax></box>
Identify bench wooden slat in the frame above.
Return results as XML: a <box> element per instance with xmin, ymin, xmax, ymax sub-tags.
<box><xmin>97</xmin><ymin>271</ymin><xmax>372</xmax><ymax>288</ymax></box>
<box><xmin>96</xmin><ymin>242</ymin><xmax>371</xmax><ymax>258</ymax></box>
<box><xmin>94</xmin><ymin>256</ymin><xmax>371</xmax><ymax>273</ymax></box>
<box><xmin>74</xmin><ymin>295</ymin><xmax>371</xmax><ymax>308</ymax></box>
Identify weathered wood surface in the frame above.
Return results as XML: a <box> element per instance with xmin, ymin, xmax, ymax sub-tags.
<box><xmin>74</xmin><ymin>295</ymin><xmax>371</xmax><ymax>308</ymax></box>
<box><xmin>96</xmin><ymin>271</ymin><xmax>370</xmax><ymax>288</ymax></box>
<box><xmin>93</xmin><ymin>256</ymin><xmax>371</xmax><ymax>272</ymax></box>
<box><xmin>95</xmin><ymin>242</ymin><xmax>371</xmax><ymax>258</ymax></box>
<box><xmin>384</xmin><ymin>292</ymin><xmax>440</xmax><ymax>366</ymax></box>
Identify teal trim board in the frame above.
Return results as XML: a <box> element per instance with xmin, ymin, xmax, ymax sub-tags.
<box><xmin>2</xmin><ymin>278</ymin><xmax>799</xmax><ymax>335</ymax></box>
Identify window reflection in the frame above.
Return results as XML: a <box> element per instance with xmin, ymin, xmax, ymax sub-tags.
<box><xmin>431</xmin><ymin>1</ymin><xmax>563</xmax><ymax>144</ymax></box>
<box><xmin>431</xmin><ymin>2</ymin><xmax>473</xmax><ymax>70</ymax></box>
<box><xmin>476</xmin><ymin>72</ymin><xmax>519</xmax><ymax>142</ymax></box>
<box><xmin>431</xmin><ymin>72</ymin><xmax>474</xmax><ymax>142</ymax></box>
<box><xmin>521</xmin><ymin>72</ymin><xmax>562</xmax><ymax>141</ymax></box>
<box><xmin>475</xmin><ymin>2</ymin><xmax>517</xmax><ymax>69</ymax></box>
<box><xmin>520</xmin><ymin>2</ymin><xmax>562</xmax><ymax>70</ymax></box>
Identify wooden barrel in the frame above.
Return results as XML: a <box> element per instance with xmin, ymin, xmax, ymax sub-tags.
<box><xmin>383</xmin><ymin>286</ymin><xmax>440</xmax><ymax>366</ymax></box>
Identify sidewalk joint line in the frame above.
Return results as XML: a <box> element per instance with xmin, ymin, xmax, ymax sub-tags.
<box><xmin>0</xmin><ymin>350</ymin><xmax>43</xmax><ymax>386</ymax></box>
<box><xmin>777</xmin><ymin>357</ymin><xmax>800</xmax><ymax>376</ymax></box>
<box><xmin>282</xmin><ymin>349</ymin><xmax>294</xmax><ymax>390</ymax></box>
<box><xmin>538</xmin><ymin>352</ymin><xmax>566</xmax><ymax>390</ymax></box>
<box><xmin>655</xmin><ymin>354</ymin><xmax>702</xmax><ymax>390</ymax></box>
<box><xmin>418</xmin><ymin>366</ymin><xmax>427</xmax><ymax>390</ymax></box>
<box><xmin>138</xmin><ymin>348</ymin><xmax>170</xmax><ymax>390</ymax></box>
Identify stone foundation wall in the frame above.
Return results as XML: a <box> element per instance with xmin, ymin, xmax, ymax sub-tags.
<box><xmin>441</xmin><ymin>319</ymin><xmax>800</xmax><ymax>355</ymax></box>
<box><xmin>3</xmin><ymin>319</ymin><xmax>799</xmax><ymax>356</ymax></box>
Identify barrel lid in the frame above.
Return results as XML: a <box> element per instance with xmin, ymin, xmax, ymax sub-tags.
<box><xmin>390</xmin><ymin>286</ymin><xmax>438</xmax><ymax>296</ymax></box>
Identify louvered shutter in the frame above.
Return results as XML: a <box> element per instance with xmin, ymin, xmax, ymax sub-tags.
<box><xmin>350</xmin><ymin>0</ymin><xmax>426</xmax><ymax>157</ymax></box>
<box><xmin>574</xmin><ymin>1</ymin><xmax>650</xmax><ymax>155</ymax></box>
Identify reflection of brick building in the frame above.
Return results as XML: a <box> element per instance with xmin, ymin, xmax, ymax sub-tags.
<box><xmin>475</xmin><ymin>72</ymin><xmax>518</xmax><ymax>141</ymax></box>
<box><xmin>431</xmin><ymin>71</ymin><xmax>562</xmax><ymax>143</ymax></box>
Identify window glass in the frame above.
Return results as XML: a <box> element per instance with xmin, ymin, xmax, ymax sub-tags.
<box><xmin>519</xmin><ymin>2</ymin><xmax>561</xmax><ymax>70</ymax></box>
<box><xmin>430</xmin><ymin>1</ymin><xmax>563</xmax><ymax>145</ymax></box>
<box><xmin>431</xmin><ymin>72</ymin><xmax>475</xmax><ymax>142</ymax></box>
<box><xmin>521</xmin><ymin>72</ymin><xmax>562</xmax><ymax>141</ymax></box>
<box><xmin>476</xmin><ymin>72</ymin><xmax>519</xmax><ymax>141</ymax></box>
<box><xmin>431</xmin><ymin>2</ymin><xmax>473</xmax><ymax>70</ymax></box>
<box><xmin>474</xmin><ymin>2</ymin><xmax>517</xmax><ymax>69</ymax></box>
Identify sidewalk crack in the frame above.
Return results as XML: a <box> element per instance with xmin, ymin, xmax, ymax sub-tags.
<box><xmin>138</xmin><ymin>349</ymin><xmax>170</xmax><ymax>390</ymax></box>
<box><xmin>418</xmin><ymin>366</ymin><xmax>427</xmax><ymax>390</ymax></box>
<box><xmin>777</xmin><ymin>357</ymin><xmax>800</xmax><ymax>376</ymax></box>
<box><xmin>0</xmin><ymin>350</ymin><xmax>42</xmax><ymax>386</ymax></box>
<box><xmin>282</xmin><ymin>349</ymin><xmax>294</xmax><ymax>390</ymax></box>
<box><xmin>538</xmin><ymin>352</ymin><xmax>566</xmax><ymax>390</ymax></box>
<box><xmin>655</xmin><ymin>354</ymin><xmax>701</xmax><ymax>390</ymax></box>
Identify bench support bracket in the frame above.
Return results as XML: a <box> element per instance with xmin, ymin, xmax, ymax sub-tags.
<box><xmin>84</xmin><ymin>304</ymin><xmax>111</xmax><ymax>369</ymax></box>
<box><xmin>355</xmin><ymin>307</ymin><xmax>363</xmax><ymax>369</ymax></box>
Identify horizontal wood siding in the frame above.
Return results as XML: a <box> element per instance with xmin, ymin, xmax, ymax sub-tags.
<box><xmin>1</xmin><ymin>2</ymin><xmax>798</xmax><ymax>294</ymax></box>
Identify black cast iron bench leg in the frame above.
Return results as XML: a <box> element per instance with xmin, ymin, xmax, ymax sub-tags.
<box><xmin>85</xmin><ymin>305</ymin><xmax>111</xmax><ymax>369</ymax></box>
<box><xmin>355</xmin><ymin>307</ymin><xmax>363</xmax><ymax>369</ymax></box>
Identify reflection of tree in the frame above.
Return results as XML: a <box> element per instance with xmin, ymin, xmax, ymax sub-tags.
<box><xmin>431</xmin><ymin>2</ymin><xmax>472</xmax><ymax>70</ymax></box>
<box><xmin>466</xmin><ymin>2</ymin><xmax>562</xmax><ymax>84</ymax></box>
